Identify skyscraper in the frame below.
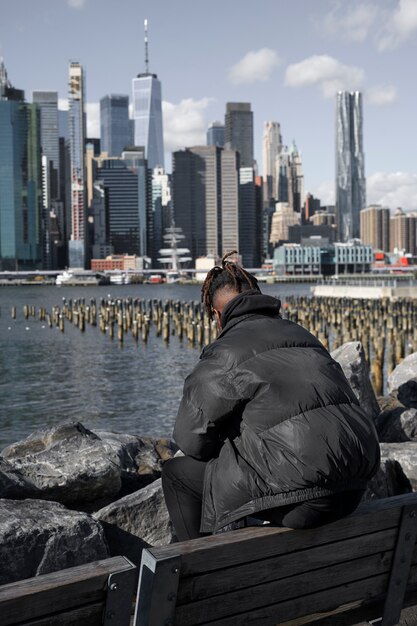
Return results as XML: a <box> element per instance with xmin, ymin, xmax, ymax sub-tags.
<box><xmin>335</xmin><ymin>91</ymin><xmax>366</xmax><ymax>242</ymax></box>
<box><xmin>33</xmin><ymin>91</ymin><xmax>60</xmax><ymax>200</ymax></box>
<box><xmin>132</xmin><ymin>20</ymin><xmax>164</xmax><ymax>169</ymax></box>
<box><xmin>390</xmin><ymin>208</ymin><xmax>417</xmax><ymax>255</ymax></box>
<box><xmin>100</xmin><ymin>94</ymin><xmax>132</xmax><ymax>157</ymax></box>
<box><xmin>262</xmin><ymin>121</ymin><xmax>282</xmax><ymax>203</ymax></box>
<box><xmin>96</xmin><ymin>150</ymin><xmax>152</xmax><ymax>259</ymax></box>
<box><xmin>172</xmin><ymin>146</ymin><xmax>240</xmax><ymax>262</ymax></box>
<box><xmin>33</xmin><ymin>90</ymin><xmax>64</xmax><ymax>268</ymax></box>
<box><xmin>288</xmin><ymin>141</ymin><xmax>304</xmax><ymax>214</ymax></box>
<box><xmin>68</xmin><ymin>61</ymin><xmax>87</xmax><ymax>268</ymax></box>
<box><xmin>360</xmin><ymin>205</ymin><xmax>390</xmax><ymax>252</ymax></box>
<box><xmin>207</xmin><ymin>121</ymin><xmax>225</xmax><ymax>147</ymax></box>
<box><xmin>275</xmin><ymin>141</ymin><xmax>304</xmax><ymax>214</ymax></box>
<box><xmin>224</xmin><ymin>103</ymin><xmax>253</xmax><ymax>168</ymax></box>
<box><xmin>239</xmin><ymin>167</ymin><xmax>260</xmax><ymax>267</ymax></box>
<box><xmin>0</xmin><ymin>61</ymin><xmax>42</xmax><ymax>270</ymax></box>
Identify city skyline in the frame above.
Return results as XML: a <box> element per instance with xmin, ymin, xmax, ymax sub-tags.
<box><xmin>1</xmin><ymin>0</ymin><xmax>417</xmax><ymax>212</ymax></box>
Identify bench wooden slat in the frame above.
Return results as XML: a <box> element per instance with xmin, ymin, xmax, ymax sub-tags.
<box><xmin>175</xmin><ymin>548</ymin><xmax>410</xmax><ymax>625</ymax></box>
<box><xmin>150</xmin><ymin>494</ymin><xmax>417</xmax><ymax>577</ymax></box>
<box><xmin>280</xmin><ymin>588</ymin><xmax>417</xmax><ymax>625</ymax></box>
<box><xmin>177</xmin><ymin>527</ymin><xmax>399</xmax><ymax>605</ymax></box>
<box><xmin>186</xmin><ymin>566</ymin><xmax>417</xmax><ymax>626</ymax></box>
<box><xmin>0</xmin><ymin>556</ymin><xmax>136</xmax><ymax>626</ymax></box>
<box><xmin>135</xmin><ymin>495</ymin><xmax>417</xmax><ymax>626</ymax></box>
<box><xmin>11</xmin><ymin>602</ymin><xmax>104</xmax><ymax>626</ymax></box>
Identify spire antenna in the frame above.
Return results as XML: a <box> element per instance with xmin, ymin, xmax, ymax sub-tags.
<box><xmin>144</xmin><ymin>18</ymin><xmax>149</xmax><ymax>74</ymax></box>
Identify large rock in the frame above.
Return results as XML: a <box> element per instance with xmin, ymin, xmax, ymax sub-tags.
<box><xmin>379</xmin><ymin>442</ymin><xmax>417</xmax><ymax>491</ymax></box>
<box><xmin>388</xmin><ymin>353</ymin><xmax>417</xmax><ymax>408</ymax></box>
<box><xmin>94</xmin><ymin>478</ymin><xmax>173</xmax><ymax>566</ymax></box>
<box><xmin>95</xmin><ymin>431</ymin><xmax>178</xmax><ymax>492</ymax></box>
<box><xmin>0</xmin><ymin>499</ymin><xmax>109</xmax><ymax>585</ymax></box>
<box><xmin>364</xmin><ymin>458</ymin><xmax>412</xmax><ymax>500</ymax></box>
<box><xmin>375</xmin><ymin>395</ymin><xmax>417</xmax><ymax>442</ymax></box>
<box><xmin>331</xmin><ymin>341</ymin><xmax>380</xmax><ymax>420</ymax></box>
<box><xmin>0</xmin><ymin>458</ymin><xmax>39</xmax><ymax>499</ymax></box>
<box><xmin>1</xmin><ymin>422</ymin><xmax>121</xmax><ymax>504</ymax></box>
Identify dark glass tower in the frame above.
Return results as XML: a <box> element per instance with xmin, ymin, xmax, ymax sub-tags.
<box><xmin>0</xmin><ymin>61</ymin><xmax>42</xmax><ymax>270</ymax></box>
<box><xmin>97</xmin><ymin>151</ymin><xmax>152</xmax><ymax>259</ymax></box>
<box><xmin>335</xmin><ymin>91</ymin><xmax>366</xmax><ymax>242</ymax></box>
<box><xmin>32</xmin><ymin>91</ymin><xmax>60</xmax><ymax>199</ymax></box>
<box><xmin>224</xmin><ymin>102</ymin><xmax>254</xmax><ymax>168</ymax></box>
<box><xmin>100</xmin><ymin>94</ymin><xmax>132</xmax><ymax>157</ymax></box>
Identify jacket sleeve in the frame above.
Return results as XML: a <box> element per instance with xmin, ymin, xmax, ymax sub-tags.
<box><xmin>173</xmin><ymin>357</ymin><xmax>243</xmax><ymax>461</ymax></box>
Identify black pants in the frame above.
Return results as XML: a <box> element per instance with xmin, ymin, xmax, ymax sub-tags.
<box><xmin>162</xmin><ymin>455</ymin><xmax>364</xmax><ymax>541</ymax></box>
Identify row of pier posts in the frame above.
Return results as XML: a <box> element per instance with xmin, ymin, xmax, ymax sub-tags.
<box><xmin>5</xmin><ymin>295</ymin><xmax>417</xmax><ymax>395</ymax></box>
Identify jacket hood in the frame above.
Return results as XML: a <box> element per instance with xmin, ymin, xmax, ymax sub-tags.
<box><xmin>220</xmin><ymin>289</ymin><xmax>281</xmax><ymax>328</ymax></box>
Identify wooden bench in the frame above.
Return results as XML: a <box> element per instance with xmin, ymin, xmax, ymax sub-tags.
<box><xmin>134</xmin><ymin>493</ymin><xmax>417</xmax><ymax>626</ymax></box>
<box><xmin>0</xmin><ymin>555</ymin><xmax>137</xmax><ymax>626</ymax></box>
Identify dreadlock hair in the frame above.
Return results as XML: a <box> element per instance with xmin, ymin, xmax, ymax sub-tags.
<box><xmin>201</xmin><ymin>251</ymin><xmax>260</xmax><ymax>320</ymax></box>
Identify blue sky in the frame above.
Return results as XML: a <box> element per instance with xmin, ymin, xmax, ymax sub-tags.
<box><xmin>1</xmin><ymin>0</ymin><xmax>417</xmax><ymax>209</ymax></box>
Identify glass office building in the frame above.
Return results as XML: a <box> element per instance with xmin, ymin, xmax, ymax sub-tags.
<box><xmin>335</xmin><ymin>91</ymin><xmax>366</xmax><ymax>242</ymax></box>
<box><xmin>132</xmin><ymin>73</ymin><xmax>164</xmax><ymax>170</ymax></box>
<box><xmin>0</xmin><ymin>62</ymin><xmax>42</xmax><ymax>269</ymax></box>
<box><xmin>100</xmin><ymin>94</ymin><xmax>132</xmax><ymax>157</ymax></box>
<box><xmin>32</xmin><ymin>91</ymin><xmax>60</xmax><ymax>199</ymax></box>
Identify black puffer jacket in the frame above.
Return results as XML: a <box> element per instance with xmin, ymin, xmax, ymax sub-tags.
<box><xmin>174</xmin><ymin>290</ymin><xmax>380</xmax><ymax>533</ymax></box>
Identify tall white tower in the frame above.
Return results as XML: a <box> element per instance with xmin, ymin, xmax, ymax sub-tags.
<box><xmin>132</xmin><ymin>20</ymin><xmax>164</xmax><ymax>169</ymax></box>
<box><xmin>68</xmin><ymin>61</ymin><xmax>87</xmax><ymax>268</ymax></box>
<box><xmin>262</xmin><ymin>121</ymin><xmax>282</xmax><ymax>202</ymax></box>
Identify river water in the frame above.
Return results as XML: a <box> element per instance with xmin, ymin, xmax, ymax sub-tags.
<box><xmin>0</xmin><ymin>282</ymin><xmax>311</xmax><ymax>449</ymax></box>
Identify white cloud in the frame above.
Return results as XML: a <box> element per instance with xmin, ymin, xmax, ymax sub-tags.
<box><xmin>68</xmin><ymin>0</ymin><xmax>86</xmax><ymax>8</ymax></box>
<box><xmin>322</xmin><ymin>3</ymin><xmax>379</xmax><ymax>42</ymax></box>
<box><xmin>285</xmin><ymin>55</ymin><xmax>364</xmax><ymax>98</ymax></box>
<box><xmin>311</xmin><ymin>172</ymin><xmax>417</xmax><ymax>212</ymax></box>
<box><xmin>57</xmin><ymin>100</ymin><xmax>100</xmax><ymax>137</ymax></box>
<box><xmin>229</xmin><ymin>49</ymin><xmax>280</xmax><ymax>85</ymax></box>
<box><xmin>86</xmin><ymin>102</ymin><xmax>100</xmax><ymax>137</ymax></box>
<box><xmin>311</xmin><ymin>180</ymin><xmax>335</xmax><ymax>206</ymax></box>
<box><xmin>58</xmin><ymin>98</ymin><xmax>69</xmax><ymax>110</ymax></box>
<box><xmin>162</xmin><ymin>97</ymin><xmax>213</xmax><ymax>152</ymax></box>
<box><xmin>366</xmin><ymin>84</ymin><xmax>397</xmax><ymax>106</ymax></box>
<box><xmin>367</xmin><ymin>171</ymin><xmax>417</xmax><ymax>210</ymax></box>
<box><xmin>378</xmin><ymin>0</ymin><xmax>417</xmax><ymax>50</ymax></box>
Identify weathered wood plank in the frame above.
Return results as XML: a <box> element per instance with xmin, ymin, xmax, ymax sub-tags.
<box><xmin>0</xmin><ymin>556</ymin><xmax>134</xmax><ymax>625</ymax></box>
<box><xmin>153</xmin><ymin>501</ymin><xmax>405</xmax><ymax>577</ymax></box>
<box><xmin>14</xmin><ymin>602</ymin><xmax>104</xmax><ymax>626</ymax></box>
<box><xmin>280</xmin><ymin>588</ymin><xmax>417</xmax><ymax>625</ymax></box>
<box><xmin>185</xmin><ymin>568</ymin><xmax>417</xmax><ymax>626</ymax></box>
<box><xmin>175</xmin><ymin>550</ymin><xmax>398</xmax><ymax>625</ymax></box>
<box><xmin>177</xmin><ymin>527</ymin><xmax>400</xmax><ymax>604</ymax></box>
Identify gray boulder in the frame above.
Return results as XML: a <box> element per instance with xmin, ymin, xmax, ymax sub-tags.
<box><xmin>388</xmin><ymin>353</ymin><xmax>417</xmax><ymax>408</ymax></box>
<box><xmin>0</xmin><ymin>458</ymin><xmax>39</xmax><ymax>499</ymax></box>
<box><xmin>364</xmin><ymin>458</ymin><xmax>412</xmax><ymax>500</ymax></box>
<box><xmin>1</xmin><ymin>421</ymin><xmax>121</xmax><ymax>504</ymax></box>
<box><xmin>379</xmin><ymin>442</ymin><xmax>417</xmax><ymax>491</ymax></box>
<box><xmin>376</xmin><ymin>395</ymin><xmax>417</xmax><ymax>442</ymax></box>
<box><xmin>331</xmin><ymin>341</ymin><xmax>380</xmax><ymax>420</ymax></box>
<box><xmin>94</xmin><ymin>478</ymin><xmax>173</xmax><ymax>566</ymax></box>
<box><xmin>0</xmin><ymin>499</ymin><xmax>109</xmax><ymax>585</ymax></box>
<box><xmin>95</xmin><ymin>430</ymin><xmax>177</xmax><ymax>492</ymax></box>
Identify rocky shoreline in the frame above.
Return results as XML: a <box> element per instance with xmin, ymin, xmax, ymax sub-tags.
<box><xmin>1</xmin><ymin>340</ymin><xmax>417</xmax><ymax>585</ymax></box>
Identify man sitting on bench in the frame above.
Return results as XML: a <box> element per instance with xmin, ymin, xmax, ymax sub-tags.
<box><xmin>162</xmin><ymin>252</ymin><xmax>380</xmax><ymax>541</ymax></box>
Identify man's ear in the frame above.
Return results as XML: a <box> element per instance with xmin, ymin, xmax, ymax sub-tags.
<box><xmin>214</xmin><ymin>309</ymin><xmax>222</xmax><ymax>330</ymax></box>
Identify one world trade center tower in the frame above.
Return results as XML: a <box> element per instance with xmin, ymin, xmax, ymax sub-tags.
<box><xmin>132</xmin><ymin>20</ymin><xmax>164</xmax><ymax>169</ymax></box>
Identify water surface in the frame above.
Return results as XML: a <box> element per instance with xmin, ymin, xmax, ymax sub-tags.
<box><xmin>0</xmin><ymin>283</ymin><xmax>310</xmax><ymax>448</ymax></box>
